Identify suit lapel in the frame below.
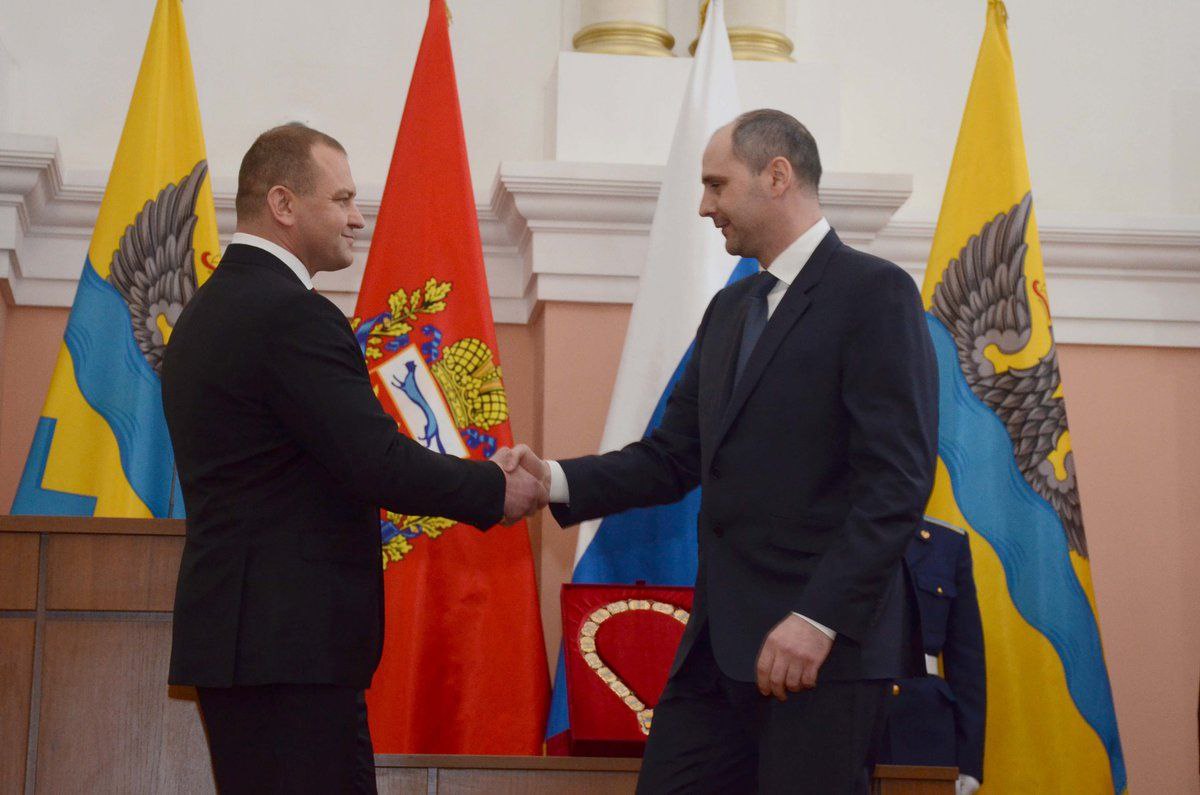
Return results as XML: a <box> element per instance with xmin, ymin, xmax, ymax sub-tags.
<box><xmin>710</xmin><ymin>229</ymin><xmax>842</xmax><ymax>453</ymax></box>
<box><xmin>715</xmin><ymin>290</ymin><xmax>753</xmax><ymax>413</ymax></box>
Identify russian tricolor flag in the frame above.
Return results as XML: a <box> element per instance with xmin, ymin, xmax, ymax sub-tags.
<box><xmin>546</xmin><ymin>0</ymin><xmax>755</xmax><ymax>751</ymax></box>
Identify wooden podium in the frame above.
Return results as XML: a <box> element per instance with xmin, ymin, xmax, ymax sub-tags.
<box><xmin>0</xmin><ymin>516</ymin><xmax>954</xmax><ymax>793</ymax></box>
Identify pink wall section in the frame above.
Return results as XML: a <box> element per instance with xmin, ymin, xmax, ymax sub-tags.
<box><xmin>1</xmin><ymin>302</ymin><xmax>1196</xmax><ymax>791</ymax></box>
<box><xmin>0</xmin><ymin>306</ymin><xmax>69</xmax><ymax>510</ymax></box>
<box><xmin>1056</xmin><ymin>344</ymin><xmax>1200</xmax><ymax>794</ymax></box>
<box><xmin>0</xmin><ymin>296</ymin><xmax>7</xmax><ymax>464</ymax></box>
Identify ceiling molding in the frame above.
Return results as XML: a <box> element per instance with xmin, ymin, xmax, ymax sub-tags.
<box><xmin>2</xmin><ymin>133</ymin><xmax>1198</xmax><ymax>346</ymax></box>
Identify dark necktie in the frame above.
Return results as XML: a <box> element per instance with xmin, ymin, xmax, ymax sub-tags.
<box><xmin>734</xmin><ymin>270</ymin><xmax>778</xmax><ymax>385</ymax></box>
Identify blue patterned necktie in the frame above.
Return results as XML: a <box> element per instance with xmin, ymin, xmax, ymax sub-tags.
<box><xmin>734</xmin><ymin>270</ymin><xmax>778</xmax><ymax>385</ymax></box>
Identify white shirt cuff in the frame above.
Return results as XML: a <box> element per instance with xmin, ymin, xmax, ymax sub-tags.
<box><xmin>547</xmin><ymin>460</ymin><xmax>570</xmax><ymax>504</ymax></box>
<box><xmin>793</xmin><ymin>612</ymin><xmax>836</xmax><ymax>640</ymax></box>
<box><xmin>957</xmin><ymin>774</ymin><xmax>981</xmax><ymax>795</ymax></box>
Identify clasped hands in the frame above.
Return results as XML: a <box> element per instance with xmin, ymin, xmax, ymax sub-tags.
<box><xmin>489</xmin><ymin>447</ymin><xmax>833</xmax><ymax>701</ymax></box>
<box><xmin>490</xmin><ymin>444</ymin><xmax>551</xmax><ymax>524</ymax></box>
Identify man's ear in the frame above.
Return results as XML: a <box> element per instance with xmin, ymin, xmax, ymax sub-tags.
<box><xmin>265</xmin><ymin>185</ymin><xmax>296</xmax><ymax>227</ymax></box>
<box><xmin>768</xmin><ymin>156</ymin><xmax>793</xmax><ymax>196</ymax></box>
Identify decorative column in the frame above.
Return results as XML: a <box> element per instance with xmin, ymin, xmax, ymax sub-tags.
<box><xmin>572</xmin><ymin>0</ymin><xmax>675</xmax><ymax>58</ymax></box>
<box><xmin>690</xmin><ymin>0</ymin><xmax>795</xmax><ymax>61</ymax></box>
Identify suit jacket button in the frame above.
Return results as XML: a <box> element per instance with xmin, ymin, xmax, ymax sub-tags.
<box><xmin>892</xmin><ymin>683</ymin><xmax>902</xmax><ymax>696</ymax></box>
<box><xmin>920</xmin><ymin>529</ymin><xmax>932</xmax><ymax>541</ymax></box>
<box><xmin>713</xmin><ymin>526</ymin><xmax>724</xmax><ymax>538</ymax></box>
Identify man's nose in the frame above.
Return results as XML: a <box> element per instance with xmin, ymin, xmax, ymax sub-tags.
<box><xmin>348</xmin><ymin>201</ymin><xmax>366</xmax><ymax>228</ymax></box>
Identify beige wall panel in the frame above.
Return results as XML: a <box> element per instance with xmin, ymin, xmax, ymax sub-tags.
<box><xmin>536</xmin><ymin>301</ymin><xmax>631</xmax><ymax>670</ymax></box>
<box><xmin>36</xmin><ymin>619</ymin><xmax>193</xmax><ymax>792</ymax></box>
<box><xmin>0</xmin><ymin>306</ymin><xmax>67</xmax><ymax>512</ymax></box>
<box><xmin>437</xmin><ymin>768</ymin><xmax>637</xmax><ymax>794</ymax></box>
<box><xmin>45</xmin><ymin>534</ymin><xmax>183</xmax><ymax>611</ymax></box>
<box><xmin>0</xmin><ymin>532</ymin><xmax>39</xmax><ymax>609</ymax></box>
<box><xmin>1057</xmin><ymin>345</ymin><xmax>1200</xmax><ymax>795</ymax></box>
<box><xmin>495</xmin><ymin>322</ymin><xmax>543</xmax><ymax>578</ymax></box>
<box><xmin>0</xmin><ymin>619</ymin><xmax>35</xmax><ymax>794</ymax></box>
<box><xmin>374</xmin><ymin>767</ymin><xmax>429</xmax><ymax>795</ymax></box>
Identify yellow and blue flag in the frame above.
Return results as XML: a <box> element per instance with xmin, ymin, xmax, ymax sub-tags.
<box><xmin>11</xmin><ymin>0</ymin><xmax>218</xmax><ymax>518</ymax></box>
<box><xmin>922</xmin><ymin>2</ymin><xmax>1125</xmax><ymax>791</ymax></box>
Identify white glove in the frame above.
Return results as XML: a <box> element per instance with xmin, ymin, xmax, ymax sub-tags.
<box><xmin>957</xmin><ymin>774</ymin><xmax>981</xmax><ymax>795</ymax></box>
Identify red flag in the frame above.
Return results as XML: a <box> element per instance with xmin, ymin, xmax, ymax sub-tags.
<box><xmin>357</xmin><ymin>0</ymin><xmax>548</xmax><ymax>753</ymax></box>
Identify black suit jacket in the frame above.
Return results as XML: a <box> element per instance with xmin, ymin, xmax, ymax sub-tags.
<box><xmin>162</xmin><ymin>244</ymin><xmax>504</xmax><ymax>689</ymax></box>
<box><xmin>551</xmin><ymin>229</ymin><xmax>937</xmax><ymax>683</ymax></box>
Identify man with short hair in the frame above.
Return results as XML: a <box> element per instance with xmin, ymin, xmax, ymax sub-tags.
<box><xmin>515</xmin><ymin>109</ymin><xmax>938</xmax><ymax>792</ymax></box>
<box><xmin>162</xmin><ymin>123</ymin><xmax>546</xmax><ymax>793</ymax></box>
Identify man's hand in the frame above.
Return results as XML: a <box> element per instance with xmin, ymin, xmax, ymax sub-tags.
<box><xmin>755</xmin><ymin>613</ymin><xmax>835</xmax><ymax>701</ymax></box>
<box><xmin>509</xmin><ymin>444</ymin><xmax>551</xmax><ymax>492</ymax></box>
<box><xmin>491</xmin><ymin>446</ymin><xmax>549</xmax><ymax>524</ymax></box>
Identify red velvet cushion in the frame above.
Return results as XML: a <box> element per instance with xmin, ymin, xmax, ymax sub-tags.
<box><xmin>558</xmin><ymin>583</ymin><xmax>695</xmax><ymax>757</ymax></box>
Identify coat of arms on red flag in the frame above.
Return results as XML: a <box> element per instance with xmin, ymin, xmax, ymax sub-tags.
<box><xmin>351</xmin><ymin>278</ymin><xmax>509</xmax><ymax>566</ymax></box>
<box><xmin>356</xmin><ymin>0</ymin><xmax>549</xmax><ymax>755</ymax></box>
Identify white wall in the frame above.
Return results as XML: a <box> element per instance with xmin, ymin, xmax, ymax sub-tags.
<box><xmin>792</xmin><ymin>0</ymin><xmax>1200</xmax><ymax>221</ymax></box>
<box><xmin>0</xmin><ymin>0</ymin><xmax>563</xmax><ymax>197</ymax></box>
<box><xmin>1</xmin><ymin>0</ymin><xmax>1197</xmax><ymax>222</ymax></box>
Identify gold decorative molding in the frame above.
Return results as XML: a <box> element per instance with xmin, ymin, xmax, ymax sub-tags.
<box><xmin>728</xmin><ymin>26</ymin><xmax>794</xmax><ymax>61</ymax></box>
<box><xmin>573</xmin><ymin>21</ymin><xmax>675</xmax><ymax>58</ymax></box>
<box><xmin>689</xmin><ymin>0</ymin><xmax>794</xmax><ymax>61</ymax></box>
<box><xmin>688</xmin><ymin>26</ymin><xmax>794</xmax><ymax>61</ymax></box>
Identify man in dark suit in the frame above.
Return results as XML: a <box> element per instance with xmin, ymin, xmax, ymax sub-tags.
<box><xmin>162</xmin><ymin>123</ymin><xmax>546</xmax><ymax>794</ymax></box>
<box><xmin>878</xmin><ymin>518</ymin><xmax>986</xmax><ymax>794</ymax></box>
<box><xmin>510</xmin><ymin>109</ymin><xmax>938</xmax><ymax>792</ymax></box>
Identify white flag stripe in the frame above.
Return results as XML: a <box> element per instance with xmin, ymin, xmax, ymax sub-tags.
<box><xmin>574</xmin><ymin>0</ymin><xmax>742</xmax><ymax>566</ymax></box>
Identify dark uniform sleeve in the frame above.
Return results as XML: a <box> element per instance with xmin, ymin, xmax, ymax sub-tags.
<box><xmin>943</xmin><ymin>531</ymin><xmax>986</xmax><ymax>781</ymax></box>
<box><xmin>261</xmin><ymin>291</ymin><xmax>505</xmax><ymax>529</ymax></box>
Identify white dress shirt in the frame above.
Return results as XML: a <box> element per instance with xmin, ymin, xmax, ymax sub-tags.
<box><xmin>548</xmin><ymin>217</ymin><xmax>836</xmax><ymax>640</ymax></box>
<box><xmin>229</xmin><ymin>232</ymin><xmax>314</xmax><ymax>289</ymax></box>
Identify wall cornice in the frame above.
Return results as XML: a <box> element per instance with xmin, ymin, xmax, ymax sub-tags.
<box><xmin>2</xmin><ymin>133</ymin><xmax>1198</xmax><ymax>346</ymax></box>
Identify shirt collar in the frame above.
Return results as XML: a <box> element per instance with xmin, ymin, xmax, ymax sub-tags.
<box><xmin>229</xmin><ymin>232</ymin><xmax>314</xmax><ymax>289</ymax></box>
<box><xmin>760</xmin><ymin>217</ymin><xmax>831</xmax><ymax>286</ymax></box>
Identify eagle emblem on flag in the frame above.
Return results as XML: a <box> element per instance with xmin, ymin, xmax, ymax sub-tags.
<box><xmin>106</xmin><ymin>160</ymin><xmax>208</xmax><ymax>375</ymax></box>
<box><xmin>929</xmin><ymin>191</ymin><xmax>1085</xmax><ymax>556</ymax></box>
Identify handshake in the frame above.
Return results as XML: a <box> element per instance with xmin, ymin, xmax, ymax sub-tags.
<box><xmin>490</xmin><ymin>444</ymin><xmax>552</xmax><ymax>524</ymax></box>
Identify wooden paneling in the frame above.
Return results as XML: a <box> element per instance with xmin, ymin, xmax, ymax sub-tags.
<box><xmin>3</xmin><ymin>518</ymin><xmax>957</xmax><ymax>794</ymax></box>
<box><xmin>45</xmin><ymin>534</ymin><xmax>183</xmax><ymax>611</ymax></box>
<box><xmin>374</xmin><ymin>768</ymin><xmax>429</xmax><ymax>795</ymax></box>
<box><xmin>0</xmin><ymin>619</ymin><xmax>35</xmax><ymax>794</ymax></box>
<box><xmin>872</xmin><ymin>764</ymin><xmax>957</xmax><ymax>794</ymax></box>
<box><xmin>36</xmin><ymin>619</ymin><xmax>214</xmax><ymax>793</ymax></box>
<box><xmin>0</xmin><ymin>515</ymin><xmax>184</xmax><ymax>536</ymax></box>
<box><xmin>153</xmin><ymin>687</ymin><xmax>216</xmax><ymax>795</ymax></box>
<box><xmin>437</xmin><ymin>769</ymin><xmax>638</xmax><ymax>793</ymax></box>
<box><xmin>0</xmin><ymin>532</ymin><xmax>39</xmax><ymax>609</ymax></box>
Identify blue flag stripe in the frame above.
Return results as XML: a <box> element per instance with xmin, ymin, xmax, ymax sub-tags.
<box><xmin>12</xmin><ymin>259</ymin><xmax>183</xmax><ymax>518</ymax></box>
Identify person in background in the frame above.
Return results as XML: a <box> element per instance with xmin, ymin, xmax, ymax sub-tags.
<box><xmin>877</xmin><ymin>517</ymin><xmax>986</xmax><ymax>795</ymax></box>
